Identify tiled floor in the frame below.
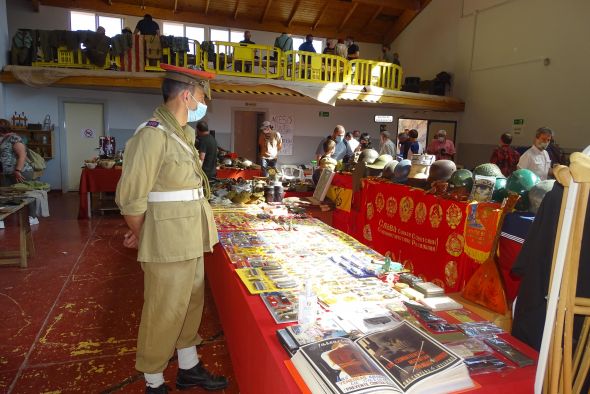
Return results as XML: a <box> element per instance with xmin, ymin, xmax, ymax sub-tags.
<box><xmin>0</xmin><ymin>193</ymin><xmax>238</xmax><ymax>393</ymax></box>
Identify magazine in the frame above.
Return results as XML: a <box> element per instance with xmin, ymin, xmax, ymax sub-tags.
<box><xmin>291</xmin><ymin>321</ymin><xmax>473</xmax><ymax>394</ymax></box>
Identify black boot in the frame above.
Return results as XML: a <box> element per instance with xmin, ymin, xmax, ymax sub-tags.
<box><xmin>176</xmin><ymin>363</ymin><xmax>229</xmax><ymax>391</ymax></box>
<box><xmin>145</xmin><ymin>384</ymin><xmax>169</xmax><ymax>393</ymax></box>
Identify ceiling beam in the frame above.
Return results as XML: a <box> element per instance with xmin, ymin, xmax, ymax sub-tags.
<box><xmin>204</xmin><ymin>0</ymin><xmax>210</xmax><ymax>15</ymax></box>
<box><xmin>383</xmin><ymin>0</ymin><xmax>430</xmax><ymax>44</ymax></box>
<box><xmin>38</xmin><ymin>0</ymin><xmax>390</xmax><ymax>43</ymax></box>
<box><xmin>259</xmin><ymin>0</ymin><xmax>272</xmax><ymax>24</ymax></box>
<box><xmin>286</xmin><ymin>0</ymin><xmax>301</xmax><ymax>28</ymax></box>
<box><xmin>351</xmin><ymin>0</ymin><xmax>420</xmax><ymax>11</ymax></box>
<box><xmin>32</xmin><ymin>0</ymin><xmax>41</xmax><ymax>12</ymax></box>
<box><xmin>233</xmin><ymin>0</ymin><xmax>240</xmax><ymax>20</ymax></box>
<box><xmin>312</xmin><ymin>2</ymin><xmax>330</xmax><ymax>31</ymax></box>
<box><xmin>363</xmin><ymin>5</ymin><xmax>383</xmax><ymax>30</ymax></box>
<box><xmin>173</xmin><ymin>0</ymin><xmax>178</xmax><ymax>14</ymax></box>
<box><xmin>338</xmin><ymin>3</ymin><xmax>358</xmax><ymax>32</ymax></box>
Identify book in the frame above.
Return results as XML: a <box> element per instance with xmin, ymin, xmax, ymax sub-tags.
<box><xmin>308</xmin><ymin>169</ymin><xmax>335</xmax><ymax>204</ymax></box>
<box><xmin>419</xmin><ymin>297</ymin><xmax>463</xmax><ymax>312</ymax></box>
<box><xmin>291</xmin><ymin>321</ymin><xmax>473</xmax><ymax>394</ymax></box>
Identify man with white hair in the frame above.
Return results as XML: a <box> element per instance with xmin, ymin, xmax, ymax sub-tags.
<box><xmin>426</xmin><ymin>129</ymin><xmax>456</xmax><ymax>161</ymax></box>
<box><xmin>518</xmin><ymin>127</ymin><xmax>554</xmax><ymax>180</ymax></box>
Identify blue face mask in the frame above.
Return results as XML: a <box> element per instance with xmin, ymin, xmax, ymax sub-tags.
<box><xmin>335</xmin><ymin>136</ymin><xmax>344</xmax><ymax>143</ymax></box>
<box><xmin>187</xmin><ymin>94</ymin><xmax>207</xmax><ymax>122</ymax></box>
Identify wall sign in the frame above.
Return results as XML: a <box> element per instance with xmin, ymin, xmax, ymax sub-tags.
<box><xmin>374</xmin><ymin>115</ymin><xmax>394</xmax><ymax>123</ymax></box>
<box><xmin>81</xmin><ymin>128</ymin><xmax>95</xmax><ymax>138</ymax></box>
<box><xmin>512</xmin><ymin>118</ymin><xmax>524</xmax><ymax>135</ymax></box>
<box><xmin>319</xmin><ymin>111</ymin><xmax>330</xmax><ymax>117</ymax></box>
<box><xmin>271</xmin><ymin>114</ymin><xmax>294</xmax><ymax>156</ymax></box>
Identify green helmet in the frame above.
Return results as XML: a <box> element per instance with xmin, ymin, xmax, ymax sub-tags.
<box><xmin>448</xmin><ymin>169</ymin><xmax>473</xmax><ymax>190</ymax></box>
<box><xmin>473</xmin><ymin>163</ymin><xmax>504</xmax><ymax>178</ymax></box>
<box><xmin>492</xmin><ymin>177</ymin><xmax>508</xmax><ymax>203</ymax></box>
<box><xmin>529</xmin><ymin>180</ymin><xmax>555</xmax><ymax>214</ymax></box>
<box><xmin>506</xmin><ymin>169</ymin><xmax>540</xmax><ymax>210</ymax></box>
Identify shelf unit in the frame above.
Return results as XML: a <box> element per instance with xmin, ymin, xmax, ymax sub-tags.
<box><xmin>11</xmin><ymin>127</ymin><xmax>54</xmax><ymax>160</ymax></box>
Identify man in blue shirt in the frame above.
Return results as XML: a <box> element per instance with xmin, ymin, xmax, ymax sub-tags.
<box><xmin>315</xmin><ymin>125</ymin><xmax>353</xmax><ymax>162</ymax></box>
<box><xmin>298</xmin><ymin>34</ymin><xmax>316</xmax><ymax>53</ymax></box>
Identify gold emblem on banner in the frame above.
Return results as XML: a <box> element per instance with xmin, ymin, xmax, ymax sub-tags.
<box><xmin>446</xmin><ymin>203</ymin><xmax>463</xmax><ymax>229</ymax></box>
<box><xmin>375</xmin><ymin>193</ymin><xmax>385</xmax><ymax>213</ymax></box>
<box><xmin>399</xmin><ymin>196</ymin><xmax>414</xmax><ymax>223</ymax></box>
<box><xmin>432</xmin><ymin>278</ymin><xmax>446</xmax><ymax>290</ymax></box>
<box><xmin>415</xmin><ymin>202</ymin><xmax>427</xmax><ymax>224</ymax></box>
<box><xmin>367</xmin><ymin>202</ymin><xmax>374</xmax><ymax>220</ymax></box>
<box><xmin>445</xmin><ymin>261</ymin><xmax>458</xmax><ymax>287</ymax></box>
<box><xmin>445</xmin><ymin>233</ymin><xmax>465</xmax><ymax>257</ymax></box>
<box><xmin>429</xmin><ymin>204</ymin><xmax>443</xmax><ymax>228</ymax></box>
<box><xmin>363</xmin><ymin>224</ymin><xmax>373</xmax><ymax>241</ymax></box>
<box><xmin>386</xmin><ymin>197</ymin><xmax>398</xmax><ymax>217</ymax></box>
<box><xmin>404</xmin><ymin>260</ymin><xmax>414</xmax><ymax>272</ymax></box>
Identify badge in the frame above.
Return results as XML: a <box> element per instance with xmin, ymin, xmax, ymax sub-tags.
<box><xmin>375</xmin><ymin>192</ymin><xmax>385</xmax><ymax>213</ymax></box>
<box><xmin>445</xmin><ymin>261</ymin><xmax>458</xmax><ymax>287</ymax></box>
<box><xmin>386</xmin><ymin>197</ymin><xmax>397</xmax><ymax>218</ymax></box>
<box><xmin>415</xmin><ymin>202</ymin><xmax>427</xmax><ymax>225</ymax></box>
<box><xmin>432</xmin><ymin>278</ymin><xmax>446</xmax><ymax>290</ymax></box>
<box><xmin>445</xmin><ymin>233</ymin><xmax>465</xmax><ymax>257</ymax></box>
<box><xmin>446</xmin><ymin>203</ymin><xmax>463</xmax><ymax>229</ymax></box>
<box><xmin>146</xmin><ymin>120</ymin><xmax>160</xmax><ymax>127</ymax></box>
<box><xmin>399</xmin><ymin>196</ymin><xmax>414</xmax><ymax>223</ymax></box>
<box><xmin>366</xmin><ymin>202</ymin><xmax>374</xmax><ymax>220</ymax></box>
<box><xmin>363</xmin><ymin>224</ymin><xmax>373</xmax><ymax>241</ymax></box>
<box><xmin>429</xmin><ymin>204</ymin><xmax>443</xmax><ymax>228</ymax></box>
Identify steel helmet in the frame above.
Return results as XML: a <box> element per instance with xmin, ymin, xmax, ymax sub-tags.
<box><xmin>381</xmin><ymin>160</ymin><xmax>399</xmax><ymax>180</ymax></box>
<box><xmin>528</xmin><ymin>180</ymin><xmax>555</xmax><ymax>214</ymax></box>
<box><xmin>357</xmin><ymin>149</ymin><xmax>379</xmax><ymax>164</ymax></box>
<box><xmin>473</xmin><ymin>163</ymin><xmax>504</xmax><ymax>178</ymax></box>
<box><xmin>506</xmin><ymin>169</ymin><xmax>540</xmax><ymax>210</ymax></box>
<box><xmin>427</xmin><ymin>160</ymin><xmax>457</xmax><ymax>183</ymax></box>
<box><xmin>393</xmin><ymin>159</ymin><xmax>412</xmax><ymax>183</ymax></box>
<box><xmin>448</xmin><ymin>169</ymin><xmax>473</xmax><ymax>190</ymax></box>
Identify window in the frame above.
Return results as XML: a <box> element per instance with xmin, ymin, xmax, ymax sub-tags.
<box><xmin>312</xmin><ymin>39</ymin><xmax>323</xmax><ymax>54</ymax></box>
<box><xmin>230</xmin><ymin>30</ymin><xmax>244</xmax><ymax>43</ymax></box>
<box><xmin>70</xmin><ymin>11</ymin><xmax>96</xmax><ymax>31</ymax></box>
<box><xmin>292</xmin><ymin>37</ymin><xmax>304</xmax><ymax>51</ymax></box>
<box><xmin>186</xmin><ymin>26</ymin><xmax>205</xmax><ymax>55</ymax></box>
<box><xmin>98</xmin><ymin>16</ymin><xmax>122</xmax><ymax>37</ymax></box>
<box><xmin>292</xmin><ymin>37</ymin><xmax>323</xmax><ymax>53</ymax></box>
<box><xmin>162</xmin><ymin>22</ymin><xmax>184</xmax><ymax>37</ymax></box>
<box><xmin>210</xmin><ymin>28</ymin><xmax>230</xmax><ymax>53</ymax></box>
<box><xmin>70</xmin><ymin>11</ymin><xmax>123</xmax><ymax>36</ymax></box>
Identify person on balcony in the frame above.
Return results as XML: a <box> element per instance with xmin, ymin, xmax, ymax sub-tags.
<box><xmin>239</xmin><ymin>31</ymin><xmax>255</xmax><ymax>45</ymax></box>
<box><xmin>273</xmin><ymin>32</ymin><xmax>293</xmax><ymax>61</ymax></box>
<box><xmin>298</xmin><ymin>34</ymin><xmax>316</xmax><ymax>53</ymax></box>
<box><xmin>323</xmin><ymin>39</ymin><xmax>336</xmax><ymax>55</ymax></box>
<box><xmin>346</xmin><ymin>37</ymin><xmax>360</xmax><ymax>60</ymax></box>
<box><xmin>134</xmin><ymin>14</ymin><xmax>160</xmax><ymax>36</ymax></box>
<box><xmin>236</xmin><ymin>31</ymin><xmax>256</xmax><ymax>72</ymax></box>
<box><xmin>83</xmin><ymin>26</ymin><xmax>111</xmax><ymax>67</ymax></box>
<box><xmin>335</xmin><ymin>38</ymin><xmax>348</xmax><ymax>59</ymax></box>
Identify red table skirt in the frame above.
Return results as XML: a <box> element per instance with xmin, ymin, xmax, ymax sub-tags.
<box><xmin>78</xmin><ymin>168</ymin><xmax>121</xmax><ymax>219</ymax></box>
<box><xmin>205</xmin><ymin>243</ymin><xmax>537</xmax><ymax>394</ymax></box>
<box><xmin>216</xmin><ymin>168</ymin><xmax>261</xmax><ymax>180</ymax></box>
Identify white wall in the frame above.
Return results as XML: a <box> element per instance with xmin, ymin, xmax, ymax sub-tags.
<box><xmin>392</xmin><ymin>0</ymin><xmax>590</xmax><ymax>168</ymax></box>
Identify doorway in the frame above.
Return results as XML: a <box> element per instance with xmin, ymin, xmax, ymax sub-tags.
<box><xmin>397</xmin><ymin>118</ymin><xmax>458</xmax><ymax>154</ymax></box>
<box><xmin>232</xmin><ymin>110</ymin><xmax>266</xmax><ymax>160</ymax></box>
<box><xmin>61</xmin><ymin>102</ymin><xmax>106</xmax><ymax>191</ymax></box>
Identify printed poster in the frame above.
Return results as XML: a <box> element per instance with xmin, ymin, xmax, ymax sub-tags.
<box><xmin>271</xmin><ymin>114</ymin><xmax>294</xmax><ymax>156</ymax></box>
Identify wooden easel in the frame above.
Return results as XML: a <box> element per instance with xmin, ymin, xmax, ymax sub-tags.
<box><xmin>536</xmin><ymin>150</ymin><xmax>590</xmax><ymax>393</ymax></box>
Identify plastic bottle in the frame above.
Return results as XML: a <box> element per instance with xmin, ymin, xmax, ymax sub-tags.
<box><xmin>297</xmin><ymin>279</ymin><xmax>317</xmax><ymax>328</ymax></box>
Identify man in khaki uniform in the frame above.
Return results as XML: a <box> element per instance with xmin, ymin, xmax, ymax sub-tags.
<box><xmin>116</xmin><ymin>64</ymin><xmax>227</xmax><ymax>394</ymax></box>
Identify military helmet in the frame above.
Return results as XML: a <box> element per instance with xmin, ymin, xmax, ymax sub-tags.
<box><xmin>393</xmin><ymin>159</ymin><xmax>412</xmax><ymax>183</ymax></box>
<box><xmin>448</xmin><ymin>169</ymin><xmax>473</xmax><ymax>190</ymax></box>
<box><xmin>427</xmin><ymin>160</ymin><xmax>457</xmax><ymax>183</ymax></box>
<box><xmin>358</xmin><ymin>149</ymin><xmax>379</xmax><ymax>164</ymax></box>
<box><xmin>473</xmin><ymin>163</ymin><xmax>504</xmax><ymax>178</ymax></box>
<box><xmin>528</xmin><ymin>180</ymin><xmax>555</xmax><ymax>214</ymax></box>
<box><xmin>491</xmin><ymin>177</ymin><xmax>508</xmax><ymax>203</ymax></box>
<box><xmin>506</xmin><ymin>169</ymin><xmax>540</xmax><ymax>210</ymax></box>
<box><xmin>381</xmin><ymin>160</ymin><xmax>399</xmax><ymax>180</ymax></box>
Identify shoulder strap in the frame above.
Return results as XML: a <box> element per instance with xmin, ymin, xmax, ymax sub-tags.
<box><xmin>134</xmin><ymin>121</ymin><xmax>196</xmax><ymax>160</ymax></box>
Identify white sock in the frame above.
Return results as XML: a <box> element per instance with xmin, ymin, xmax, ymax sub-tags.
<box><xmin>177</xmin><ymin>346</ymin><xmax>199</xmax><ymax>370</ymax></box>
<box><xmin>144</xmin><ymin>372</ymin><xmax>165</xmax><ymax>388</ymax></box>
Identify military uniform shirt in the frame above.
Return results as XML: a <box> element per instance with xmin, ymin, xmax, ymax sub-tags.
<box><xmin>116</xmin><ymin>111</ymin><xmax>218</xmax><ymax>263</ymax></box>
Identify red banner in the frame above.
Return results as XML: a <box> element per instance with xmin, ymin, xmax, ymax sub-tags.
<box><xmin>360</xmin><ymin>179</ymin><xmax>475</xmax><ymax>292</ymax></box>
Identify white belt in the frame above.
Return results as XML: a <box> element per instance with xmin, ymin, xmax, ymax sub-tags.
<box><xmin>148</xmin><ymin>188</ymin><xmax>204</xmax><ymax>202</ymax></box>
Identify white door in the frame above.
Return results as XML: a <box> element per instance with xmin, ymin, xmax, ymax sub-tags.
<box><xmin>64</xmin><ymin>102</ymin><xmax>105</xmax><ymax>191</ymax></box>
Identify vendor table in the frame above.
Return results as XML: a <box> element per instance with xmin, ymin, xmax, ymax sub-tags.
<box><xmin>78</xmin><ymin>168</ymin><xmax>122</xmax><ymax>219</ymax></box>
<box><xmin>216</xmin><ymin>168</ymin><xmax>261</xmax><ymax>180</ymax></box>
<box><xmin>205</xmin><ymin>242</ymin><xmax>537</xmax><ymax>394</ymax></box>
<box><xmin>0</xmin><ymin>198</ymin><xmax>35</xmax><ymax>268</ymax></box>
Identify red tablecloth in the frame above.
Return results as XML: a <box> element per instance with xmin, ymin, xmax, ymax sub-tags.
<box><xmin>78</xmin><ymin>168</ymin><xmax>121</xmax><ymax>219</ymax></box>
<box><xmin>217</xmin><ymin>168</ymin><xmax>261</xmax><ymax>180</ymax></box>
<box><xmin>205</xmin><ymin>243</ymin><xmax>537</xmax><ymax>394</ymax></box>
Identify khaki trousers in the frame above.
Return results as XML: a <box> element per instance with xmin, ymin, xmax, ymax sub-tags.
<box><xmin>136</xmin><ymin>257</ymin><xmax>204</xmax><ymax>373</ymax></box>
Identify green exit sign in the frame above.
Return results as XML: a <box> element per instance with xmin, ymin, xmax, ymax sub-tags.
<box><xmin>319</xmin><ymin>111</ymin><xmax>330</xmax><ymax>117</ymax></box>
<box><xmin>513</xmin><ymin>118</ymin><xmax>524</xmax><ymax>125</ymax></box>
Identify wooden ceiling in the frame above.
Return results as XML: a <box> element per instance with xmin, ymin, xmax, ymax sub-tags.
<box><xmin>36</xmin><ymin>0</ymin><xmax>431</xmax><ymax>44</ymax></box>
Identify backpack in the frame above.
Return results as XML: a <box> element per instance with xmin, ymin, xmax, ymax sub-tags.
<box><xmin>27</xmin><ymin>148</ymin><xmax>46</xmax><ymax>171</ymax></box>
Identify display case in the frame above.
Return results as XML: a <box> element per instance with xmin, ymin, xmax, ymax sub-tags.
<box><xmin>12</xmin><ymin>127</ymin><xmax>54</xmax><ymax>160</ymax></box>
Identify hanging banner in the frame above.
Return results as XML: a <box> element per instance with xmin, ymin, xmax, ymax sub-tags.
<box><xmin>463</xmin><ymin>202</ymin><xmax>502</xmax><ymax>263</ymax></box>
<box><xmin>361</xmin><ymin>179</ymin><xmax>473</xmax><ymax>292</ymax></box>
<box><xmin>271</xmin><ymin>114</ymin><xmax>294</xmax><ymax>156</ymax></box>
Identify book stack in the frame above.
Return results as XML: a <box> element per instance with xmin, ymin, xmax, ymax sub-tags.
<box><xmin>291</xmin><ymin>321</ymin><xmax>474</xmax><ymax>394</ymax></box>
<box><xmin>412</xmin><ymin>282</ymin><xmax>444</xmax><ymax>298</ymax></box>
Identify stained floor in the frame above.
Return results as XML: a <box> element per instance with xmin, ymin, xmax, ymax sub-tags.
<box><xmin>0</xmin><ymin>193</ymin><xmax>238</xmax><ymax>393</ymax></box>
